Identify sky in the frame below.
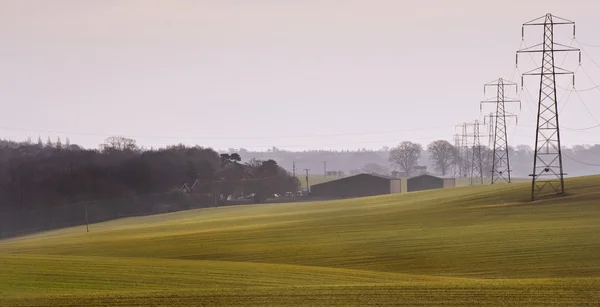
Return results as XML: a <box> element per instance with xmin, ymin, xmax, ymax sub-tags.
<box><xmin>1</xmin><ymin>0</ymin><xmax>599</xmax><ymax>151</ymax></box>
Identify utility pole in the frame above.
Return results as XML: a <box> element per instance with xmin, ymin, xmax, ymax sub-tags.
<box><xmin>481</xmin><ymin>78</ymin><xmax>520</xmax><ymax>184</ymax></box>
<box><xmin>292</xmin><ymin>161</ymin><xmax>296</xmax><ymax>177</ymax></box>
<box><xmin>304</xmin><ymin>169</ymin><xmax>310</xmax><ymax>195</ymax></box>
<box><xmin>213</xmin><ymin>179</ymin><xmax>223</xmax><ymax>207</ymax></box>
<box><xmin>517</xmin><ymin>14</ymin><xmax>580</xmax><ymax>200</ymax></box>
<box><xmin>323</xmin><ymin>161</ymin><xmax>327</xmax><ymax>179</ymax></box>
<box><xmin>84</xmin><ymin>202</ymin><xmax>89</xmax><ymax>233</ymax></box>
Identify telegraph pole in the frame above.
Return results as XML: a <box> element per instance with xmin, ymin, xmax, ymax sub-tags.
<box><xmin>84</xmin><ymin>202</ymin><xmax>89</xmax><ymax>233</ymax></box>
<box><xmin>323</xmin><ymin>161</ymin><xmax>327</xmax><ymax>179</ymax></box>
<box><xmin>304</xmin><ymin>169</ymin><xmax>311</xmax><ymax>194</ymax></box>
<box><xmin>517</xmin><ymin>14</ymin><xmax>580</xmax><ymax>200</ymax></box>
<box><xmin>481</xmin><ymin>78</ymin><xmax>520</xmax><ymax>184</ymax></box>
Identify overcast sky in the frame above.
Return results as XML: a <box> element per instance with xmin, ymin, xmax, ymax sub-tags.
<box><xmin>1</xmin><ymin>0</ymin><xmax>599</xmax><ymax>151</ymax></box>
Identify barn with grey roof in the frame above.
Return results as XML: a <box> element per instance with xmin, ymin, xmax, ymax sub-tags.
<box><xmin>309</xmin><ymin>173</ymin><xmax>402</xmax><ymax>199</ymax></box>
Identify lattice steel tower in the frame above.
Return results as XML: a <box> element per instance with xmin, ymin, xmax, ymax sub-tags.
<box><xmin>481</xmin><ymin>79</ymin><xmax>520</xmax><ymax>184</ymax></box>
<box><xmin>486</xmin><ymin>112</ymin><xmax>495</xmax><ymax>149</ymax></box>
<box><xmin>453</xmin><ymin>133</ymin><xmax>462</xmax><ymax>177</ymax></box>
<box><xmin>517</xmin><ymin>14</ymin><xmax>580</xmax><ymax>200</ymax></box>
<box><xmin>455</xmin><ymin>123</ymin><xmax>469</xmax><ymax>178</ymax></box>
<box><xmin>468</xmin><ymin>120</ymin><xmax>484</xmax><ymax>185</ymax></box>
<box><xmin>517</xmin><ymin>14</ymin><xmax>581</xmax><ymax>200</ymax></box>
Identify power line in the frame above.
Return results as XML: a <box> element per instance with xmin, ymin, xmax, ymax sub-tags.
<box><xmin>2</xmin><ymin>126</ymin><xmax>592</xmax><ymax>152</ymax></box>
<box><xmin>0</xmin><ymin>124</ymin><xmax>457</xmax><ymax>141</ymax></box>
<box><xmin>554</xmin><ymin>40</ymin><xmax>600</xmax><ymax>92</ymax></box>
<box><xmin>575</xmin><ymin>40</ymin><xmax>600</xmax><ymax>48</ymax></box>
<box><xmin>563</xmin><ymin>152</ymin><xmax>600</xmax><ymax>167</ymax></box>
<box><xmin>220</xmin><ymin>132</ymin><xmax>466</xmax><ymax>149</ymax></box>
<box><xmin>578</xmin><ymin>65</ymin><xmax>600</xmax><ymax>96</ymax></box>
<box><xmin>572</xmin><ymin>88</ymin><xmax>600</xmax><ymax>125</ymax></box>
<box><xmin>561</xmin><ymin>124</ymin><xmax>600</xmax><ymax>131</ymax></box>
<box><xmin>559</xmin><ymin>84</ymin><xmax>600</xmax><ymax>92</ymax></box>
<box><xmin>575</xmin><ymin>39</ymin><xmax>600</xmax><ymax>71</ymax></box>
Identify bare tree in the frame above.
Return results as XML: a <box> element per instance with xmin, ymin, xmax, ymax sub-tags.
<box><xmin>427</xmin><ymin>140</ymin><xmax>455</xmax><ymax>176</ymax></box>
<box><xmin>100</xmin><ymin>136</ymin><xmax>139</xmax><ymax>152</ymax></box>
<box><xmin>388</xmin><ymin>141</ymin><xmax>423</xmax><ymax>177</ymax></box>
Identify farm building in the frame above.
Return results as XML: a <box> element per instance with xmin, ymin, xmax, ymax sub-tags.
<box><xmin>310</xmin><ymin>173</ymin><xmax>402</xmax><ymax>199</ymax></box>
<box><xmin>407</xmin><ymin>174</ymin><xmax>456</xmax><ymax>192</ymax></box>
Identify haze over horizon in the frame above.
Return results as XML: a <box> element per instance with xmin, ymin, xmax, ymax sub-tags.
<box><xmin>1</xmin><ymin>0</ymin><xmax>599</xmax><ymax>151</ymax></box>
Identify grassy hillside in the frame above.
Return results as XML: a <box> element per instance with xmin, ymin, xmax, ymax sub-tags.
<box><xmin>2</xmin><ymin>176</ymin><xmax>600</xmax><ymax>306</ymax></box>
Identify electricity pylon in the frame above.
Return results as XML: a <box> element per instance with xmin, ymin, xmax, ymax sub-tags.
<box><xmin>486</xmin><ymin>112</ymin><xmax>495</xmax><ymax>149</ymax></box>
<box><xmin>453</xmin><ymin>133</ymin><xmax>462</xmax><ymax>177</ymax></box>
<box><xmin>470</xmin><ymin>120</ymin><xmax>484</xmax><ymax>185</ymax></box>
<box><xmin>455</xmin><ymin>123</ymin><xmax>470</xmax><ymax>178</ymax></box>
<box><xmin>462</xmin><ymin>121</ymin><xmax>484</xmax><ymax>185</ymax></box>
<box><xmin>481</xmin><ymin>78</ymin><xmax>520</xmax><ymax>184</ymax></box>
<box><xmin>461</xmin><ymin>123</ymin><xmax>469</xmax><ymax>178</ymax></box>
<box><xmin>517</xmin><ymin>13</ymin><xmax>581</xmax><ymax>200</ymax></box>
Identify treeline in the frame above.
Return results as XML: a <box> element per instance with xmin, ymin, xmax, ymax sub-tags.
<box><xmin>233</xmin><ymin>142</ymin><xmax>600</xmax><ymax>178</ymax></box>
<box><xmin>0</xmin><ymin>137</ymin><xmax>300</xmax><ymax>237</ymax></box>
<box><xmin>1</xmin><ymin>135</ymin><xmax>598</xmax><ymax>237</ymax></box>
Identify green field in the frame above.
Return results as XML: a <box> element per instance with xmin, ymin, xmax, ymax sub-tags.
<box><xmin>455</xmin><ymin>176</ymin><xmax>531</xmax><ymax>187</ymax></box>
<box><xmin>2</xmin><ymin>176</ymin><xmax>600</xmax><ymax>306</ymax></box>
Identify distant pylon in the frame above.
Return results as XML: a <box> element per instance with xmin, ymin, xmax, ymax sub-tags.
<box><xmin>486</xmin><ymin>112</ymin><xmax>495</xmax><ymax>149</ymax></box>
<box><xmin>455</xmin><ymin>123</ymin><xmax>469</xmax><ymax>178</ymax></box>
<box><xmin>462</xmin><ymin>123</ymin><xmax>469</xmax><ymax>178</ymax></box>
<box><xmin>470</xmin><ymin>120</ymin><xmax>484</xmax><ymax>185</ymax></box>
<box><xmin>453</xmin><ymin>133</ymin><xmax>462</xmax><ymax>177</ymax></box>
<box><xmin>517</xmin><ymin>14</ymin><xmax>581</xmax><ymax>200</ymax></box>
<box><xmin>461</xmin><ymin>121</ymin><xmax>484</xmax><ymax>185</ymax></box>
<box><xmin>481</xmin><ymin>78</ymin><xmax>520</xmax><ymax>184</ymax></box>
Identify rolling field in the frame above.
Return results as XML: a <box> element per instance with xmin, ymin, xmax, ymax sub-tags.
<box><xmin>2</xmin><ymin>176</ymin><xmax>600</xmax><ymax>306</ymax></box>
<box><xmin>454</xmin><ymin>176</ymin><xmax>531</xmax><ymax>187</ymax></box>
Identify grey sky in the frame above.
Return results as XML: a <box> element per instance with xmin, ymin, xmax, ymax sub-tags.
<box><xmin>1</xmin><ymin>0</ymin><xmax>599</xmax><ymax>151</ymax></box>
